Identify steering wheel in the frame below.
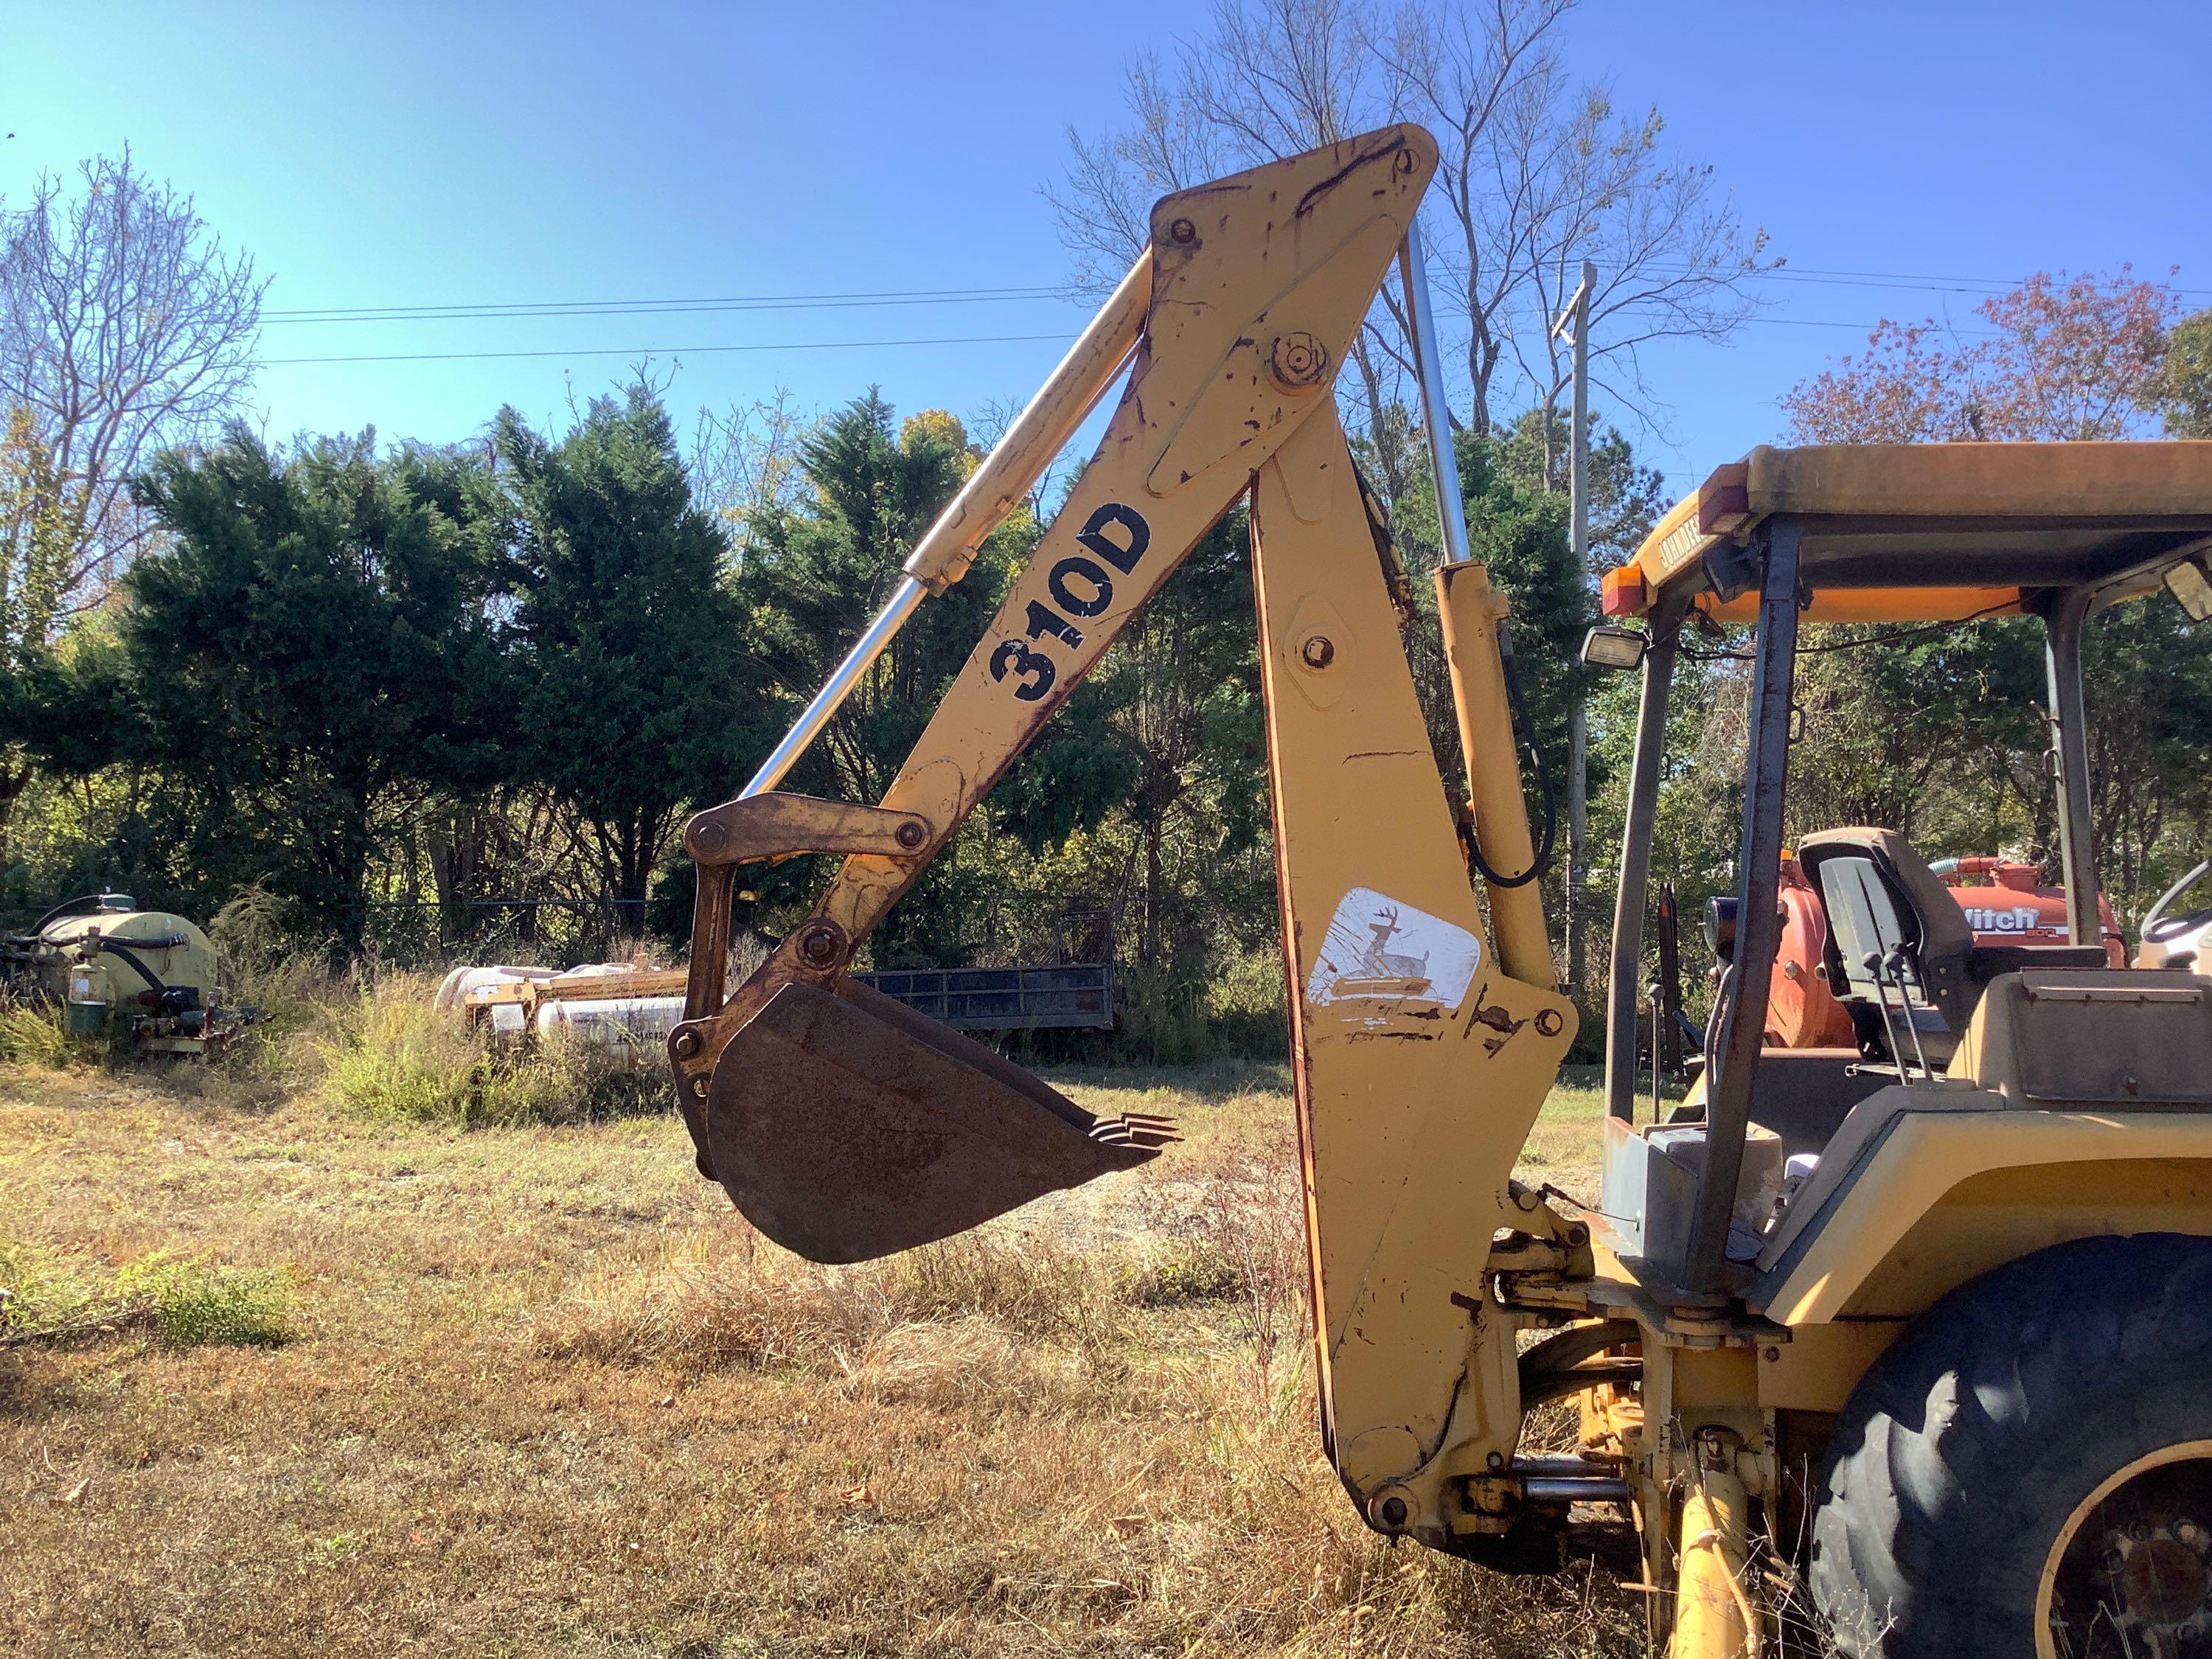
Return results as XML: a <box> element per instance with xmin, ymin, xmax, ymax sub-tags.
<box><xmin>2141</xmin><ymin>858</ymin><xmax>2212</xmax><ymax>947</ymax></box>
<box><xmin>2146</xmin><ymin>905</ymin><xmax>2212</xmax><ymax>945</ymax></box>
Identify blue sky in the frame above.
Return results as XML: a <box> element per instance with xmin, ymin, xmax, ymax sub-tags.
<box><xmin>4</xmin><ymin>0</ymin><xmax>2207</xmax><ymax>499</ymax></box>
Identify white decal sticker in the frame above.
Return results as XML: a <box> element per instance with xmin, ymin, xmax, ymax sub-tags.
<box><xmin>1305</xmin><ymin>887</ymin><xmax>1482</xmax><ymax>1012</ymax></box>
<box><xmin>1960</xmin><ymin>904</ymin><xmax>2044</xmax><ymax>934</ymax></box>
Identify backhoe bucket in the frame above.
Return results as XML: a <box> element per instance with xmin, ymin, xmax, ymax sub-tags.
<box><xmin>706</xmin><ymin>976</ymin><xmax>1174</xmax><ymax>1263</ymax></box>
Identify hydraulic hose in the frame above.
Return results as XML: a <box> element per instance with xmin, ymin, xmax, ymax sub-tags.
<box><xmin>27</xmin><ymin>894</ymin><xmax>110</xmax><ymax>936</ymax></box>
<box><xmin>1466</xmin><ymin>625</ymin><xmax>1559</xmax><ymax>891</ymax></box>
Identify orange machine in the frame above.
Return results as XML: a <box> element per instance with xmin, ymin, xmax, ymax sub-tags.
<box><xmin>1741</xmin><ymin>852</ymin><xmax>2126</xmax><ymax>1049</ymax></box>
<box><xmin>1938</xmin><ymin>855</ymin><xmax>2126</xmax><ymax>965</ymax></box>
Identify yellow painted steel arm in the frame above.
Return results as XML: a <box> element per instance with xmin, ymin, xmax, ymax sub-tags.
<box><xmin>669</xmin><ymin>125</ymin><xmax>1576</xmax><ymax>1553</ymax></box>
<box><xmin>669</xmin><ymin>125</ymin><xmax>1442</xmax><ymax>1102</ymax></box>
<box><xmin>1253</xmin><ymin>408</ymin><xmax>1576</xmax><ymax>1550</ymax></box>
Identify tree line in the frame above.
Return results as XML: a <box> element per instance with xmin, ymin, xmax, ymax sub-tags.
<box><xmin>0</xmin><ymin>368</ymin><xmax>1624</xmax><ymax>1054</ymax></box>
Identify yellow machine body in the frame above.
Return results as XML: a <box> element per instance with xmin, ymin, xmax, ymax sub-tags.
<box><xmin>658</xmin><ymin>127</ymin><xmax>2212</xmax><ymax>1655</ymax></box>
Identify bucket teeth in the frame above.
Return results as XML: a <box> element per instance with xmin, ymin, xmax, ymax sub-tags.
<box><xmin>1088</xmin><ymin>1115</ymin><xmax>1180</xmax><ymax>1150</ymax></box>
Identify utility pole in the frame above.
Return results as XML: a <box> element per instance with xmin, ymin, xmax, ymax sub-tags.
<box><xmin>1551</xmin><ymin>259</ymin><xmax>1596</xmax><ymax>992</ymax></box>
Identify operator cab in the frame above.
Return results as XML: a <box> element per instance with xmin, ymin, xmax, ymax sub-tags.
<box><xmin>1590</xmin><ymin>441</ymin><xmax>2212</xmax><ymax>1297</ymax></box>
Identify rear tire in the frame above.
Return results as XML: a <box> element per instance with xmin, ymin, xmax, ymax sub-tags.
<box><xmin>1811</xmin><ymin>1232</ymin><xmax>2212</xmax><ymax>1656</ymax></box>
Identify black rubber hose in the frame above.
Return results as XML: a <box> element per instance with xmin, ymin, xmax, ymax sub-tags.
<box><xmin>1467</xmin><ymin>622</ymin><xmax>1559</xmax><ymax>890</ymax></box>
<box><xmin>96</xmin><ymin>939</ymin><xmax>170</xmax><ymax>997</ymax></box>
<box><xmin>27</xmin><ymin>893</ymin><xmax>108</xmax><ymax>936</ymax></box>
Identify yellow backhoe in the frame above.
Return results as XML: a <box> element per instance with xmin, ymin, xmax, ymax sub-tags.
<box><xmin>664</xmin><ymin>126</ymin><xmax>2212</xmax><ymax>1657</ymax></box>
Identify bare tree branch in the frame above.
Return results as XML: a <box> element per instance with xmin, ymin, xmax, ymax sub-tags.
<box><xmin>0</xmin><ymin>150</ymin><xmax>265</xmax><ymax>630</ymax></box>
<box><xmin>688</xmin><ymin>389</ymin><xmax>813</xmax><ymax>567</ymax></box>
<box><xmin>1047</xmin><ymin>0</ymin><xmax>1772</xmax><ymax>456</ymax></box>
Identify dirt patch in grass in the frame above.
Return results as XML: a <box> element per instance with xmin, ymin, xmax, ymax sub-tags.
<box><xmin>0</xmin><ymin>1051</ymin><xmax>1624</xmax><ymax>1657</ymax></box>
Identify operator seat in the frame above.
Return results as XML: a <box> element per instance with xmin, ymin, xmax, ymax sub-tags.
<box><xmin>1796</xmin><ymin>828</ymin><xmax>2107</xmax><ymax>1069</ymax></box>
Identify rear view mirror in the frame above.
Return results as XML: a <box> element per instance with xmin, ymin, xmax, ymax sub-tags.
<box><xmin>2166</xmin><ymin>556</ymin><xmax>2212</xmax><ymax>622</ymax></box>
<box><xmin>1705</xmin><ymin>895</ymin><xmax>1739</xmax><ymax>963</ymax></box>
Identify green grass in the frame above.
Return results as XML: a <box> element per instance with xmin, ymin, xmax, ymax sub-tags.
<box><xmin>0</xmin><ymin>999</ymin><xmax>79</xmax><ymax>1069</ymax></box>
<box><xmin>0</xmin><ymin>1037</ymin><xmax>1642</xmax><ymax>1657</ymax></box>
<box><xmin>311</xmin><ymin>975</ymin><xmax>663</xmax><ymax>1127</ymax></box>
<box><xmin>1543</xmin><ymin>1063</ymin><xmax>1693</xmax><ymax>1120</ymax></box>
<box><xmin>112</xmin><ymin>1252</ymin><xmax>292</xmax><ymax>1349</ymax></box>
<box><xmin>0</xmin><ymin>1234</ymin><xmax>100</xmax><ymax>1336</ymax></box>
<box><xmin>1</xmin><ymin>1237</ymin><xmax>290</xmax><ymax>1350</ymax></box>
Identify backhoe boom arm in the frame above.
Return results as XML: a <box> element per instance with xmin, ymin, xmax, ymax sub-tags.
<box><xmin>668</xmin><ymin>125</ymin><xmax>1577</xmax><ymax>1559</ymax></box>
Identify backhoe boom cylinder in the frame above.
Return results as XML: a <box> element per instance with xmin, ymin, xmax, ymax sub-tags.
<box><xmin>901</xmin><ymin>251</ymin><xmax>1152</xmax><ymax>595</ymax></box>
<box><xmin>739</xmin><ymin>249</ymin><xmax>1153</xmax><ymax>801</ymax></box>
<box><xmin>1410</xmin><ymin>220</ymin><xmax>1554</xmax><ymax>988</ymax></box>
<box><xmin>1399</xmin><ymin>221</ymin><xmax>1472</xmax><ymax>572</ymax></box>
<box><xmin>1438</xmin><ymin>560</ymin><xmax>1554</xmax><ymax>988</ymax></box>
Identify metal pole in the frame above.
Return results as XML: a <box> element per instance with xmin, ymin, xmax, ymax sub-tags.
<box><xmin>1398</xmin><ymin>220</ymin><xmax>1473</xmax><ymax>571</ymax></box>
<box><xmin>1565</xmin><ymin>262</ymin><xmax>1594</xmax><ymax>993</ymax></box>
<box><xmin>1687</xmin><ymin>520</ymin><xmax>1801</xmax><ymax>1295</ymax></box>
<box><xmin>2044</xmin><ymin>587</ymin><xmax>2101</xmax><ymax>945</ymax></box>
<box><xmin>1569</xmin><ymin>261</ymin><xmax>1593</xmax><ymax>559</ymax></box>
<box><xmin>1603</xmin><ymin>598</ymin><xmax>1680</xmax><ymax>1122</ymax></box>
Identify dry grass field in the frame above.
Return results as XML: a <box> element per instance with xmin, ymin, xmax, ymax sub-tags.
<box><xmin>0</xmin><ymin>981</ymin><xmax>1640</xmax><ymax>1658</ymax></box>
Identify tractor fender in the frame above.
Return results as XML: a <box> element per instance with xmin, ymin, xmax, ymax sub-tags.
<box><xmin>1752</xmin><ymin>1097</ymin><xmax>2212</xmax><ymax>1326</ymax></box>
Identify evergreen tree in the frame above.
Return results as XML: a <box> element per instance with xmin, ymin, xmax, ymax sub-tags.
<box><xmin>43</xmin><ymin>428</ymin><xmax>501</xmax><ymax>948</ymax></box>
<box><xmin>739</xmin><ymin>393</ymin><xmax>1026</xmax><ymax>963</ymax></box>
<box><xmin>493</xmin><ymin>386</ymin><xmax>763</xmax><ymax>930</ymax></box>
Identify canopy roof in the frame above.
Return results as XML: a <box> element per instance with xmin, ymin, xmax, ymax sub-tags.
<box><xmin>1605</xmin><ymin>442</ymin><xmax>2212</xmax><ymax>625</ymax></box>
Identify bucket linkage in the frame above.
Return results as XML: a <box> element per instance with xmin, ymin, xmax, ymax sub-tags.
<box><xmin>664</xmin><ymin>793</ymin><xmax>1173</xmax><ymax>1265</ymax></box>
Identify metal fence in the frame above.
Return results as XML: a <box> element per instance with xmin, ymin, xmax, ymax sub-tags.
<box><xmin>852</xmin><ymin>963</ymin><xmax>1116</xmax><ymax>1032</ymax></box>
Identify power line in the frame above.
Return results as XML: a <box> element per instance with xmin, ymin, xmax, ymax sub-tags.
<box><xmin>1742</xmin><ymin>315</ymin><xmax>2002</xmax><ymax>337</ymax></box>
<box><xmin>262</xmin><ymin>285</ymin><xmax>1074</xmax><ymax>326</ymax></box>
<box><xmin>246</xmin><ymin>260</ymin><xmax>2176</xmax><ymax>368</ymax></box>
<box><xmin>253</xmin><ymin>262</ymin><xmax>2201</xmax><ymax>335</ymax></box>
<box><xmin>260</xmin><ymin>330</ymin><xmax>1078</xmax><ymax>367</ymax></box>
<box><xmin>256</xmin><ymin>313</ymin><xmax>1995</xmax><ymax>370</ymax></box>
<box><xmin>1637</xmin><ymin>260</ymin><xmax>2205</xmax><ymax>302</ymax></box>
<box><xmin>1742</xmin><ymin>263</ymin><xmax>2207</xmax><ymax>301</ymax></box>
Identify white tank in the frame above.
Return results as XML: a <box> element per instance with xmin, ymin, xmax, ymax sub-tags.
<box><xmin>532</xmin><ymin>994</ymin><xmax>686</xmax><ymax>1058</ymax></box>
<box><xmin>434</xmin><ymin>963</ymin><xmax>559</xmax><ymax>1010</ymax></box>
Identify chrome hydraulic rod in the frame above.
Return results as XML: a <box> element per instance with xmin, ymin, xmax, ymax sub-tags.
<box><xmin>740</xmin><ymin>250</ymin><xmax>1154</xmax><ymax>799</ymax></box>
<box><xmin>1408</xmin><ymin>219</ymin><xmax>1554</xmax><ymax>987</ymax></box>
<box><xmin>742</xmin><ymin>577</ymin><xmax>928</xmax><ymax>798</ymax></box>
<box><xmin>1399</xmin><ymin>220</ymin><xmax>1474</xmax><ymax>571</ymax></box>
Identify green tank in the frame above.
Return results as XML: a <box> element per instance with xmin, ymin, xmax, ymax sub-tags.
<box><xmin>3</xmin><ymin>895</ymin><xmax>229</xmax><ymax>1054</ymax></box>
